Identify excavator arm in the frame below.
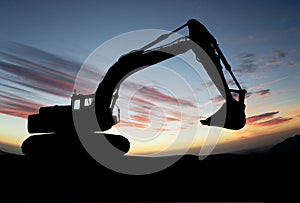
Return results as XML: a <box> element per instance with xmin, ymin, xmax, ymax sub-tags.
<box><xmin>95</xmin><ymin>19</ymin><xmax>247</xmax><ymax>131</ymax></box>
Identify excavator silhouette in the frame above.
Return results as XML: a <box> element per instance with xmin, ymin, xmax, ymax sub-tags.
<box><xmin>22</xmin><ymin>19</ymin><xmax>247</xmax><ymax>157</ymax></box>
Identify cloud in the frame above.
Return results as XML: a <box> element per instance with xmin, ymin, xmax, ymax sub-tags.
<box><xmin>264</xmin><ymin>49</ymin><xmax>300</xmax><ymax>68</ymax></box>
<box><xmin>0</xmin><ymin>54</ymin><xmax>77</xmax><ymax>97</ymax></box>
<box><xmin>154</xmin><ymin>125</ymin><xmax>187</xmax><ymax>133</ymax></box>
<box><xmin>266</xmin><ymin>49</ymin><xmax>288</xmax><ymax>66</ymax></box>
<box><xmin>255</xmin><ymin>89</ymin><xmax>271</xmax><ymax>96</ymax></box>
<box><xmin>248</xmin><ymin>76</ymin><xmax>288</xmax><ymax>91</ymax></box>
<box><xmin>118</xmin><ymin>89</ymin><xmax>192</xmax><ymax>130</ymax></box>
<box><xmin>235</xmin><ymin>52</ymin><xmax>257</xmax><ymax>73</ymax></box>
<box><xmin>127</xmin><ymin>99</ymin><xmax>183</xmax><ymax>123</ymax></box>
<box><xmin>122</xmin><ymin>81</ymin><xmax>197</xmax><ymax>108</ymax></box>
<box><xmin>241</xmin><ymin>88</ymin><xmax>271</xmax><ymax>100</ymax></box>
<box><xmin>132</xmin><ymin>122</ymin><xmax>149</xmax><ymax>129</ymax></box>
<box><xmin>166</xmin><ymin>116</ymin><xmax>181</xmax><ymax>122</ymax></box>
<box><xmin>247</xmin><ymin>111</ymin><xmax>279</xmax><ymax>124</ymax></box>
<box><xmin>0</xmin><ymin>42</ymin><xmax>84</xmax><ymax>118</ymax></box>
<box><xmin>128</xmin><ymin>105</ymin><xmax>150</xmax><ymax>115</ymax></box>
<box><xmin>244</xmin><ymin>92</ymin><xmax>253</xmax><ymax>98</ymax></box>
<box><xmin>253</xmin><ymin>117</ymin><xmax>293</xmax><ymax>127</ymax></box>
<box><xmin>117</xmin><ymin>120</ymin><xmax>149</xmax><ymax>129</ymax></box>
<box><xmin>129</xmin><ymin>96</ymin><xmax>155</xmax><ymax>107</ymax></box>
<box><xmin>0</xmin><ymin>94</ymin><xmax>45</xmax><ymax>118</ymax></box>
<box><xmin>201</xmin><ymin>79</ymin><xmax>236</xmax><ymax>89</ymax></box>
<box><xmin>130</xmin><ymin>114</ymin><xmax>151</xmax><ymax>124</ymax></box>
<box><xmin>209</xmin><ymin>95</ymin><xmax>225</xmax><ymax>103</ymax></box>
<box><xmin>207</xmin><ymin>87</ymin><xmax>270</xmax><ymax>104</ymax></box>
<box><xmin>125</xmin><ymin>85</ymin><xmax>196</xmax><ymax>108</ymax></box>
<box><xmin>247</xmin><ymin>111</ymin><xmax>293</xmax><ymax>127</ymax></box>
<box><xmin>288</xmin><ymin>57</ymin><xmax>300</xmax><ymax>66</ymax></box>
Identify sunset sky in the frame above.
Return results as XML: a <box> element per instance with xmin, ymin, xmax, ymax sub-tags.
<box><xmin>0</xmin><ymin>0</ymin><xmax>300</xmax><ymax>155</ymax></box>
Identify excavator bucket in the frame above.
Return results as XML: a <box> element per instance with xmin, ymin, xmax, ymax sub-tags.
<box><xmin>200</xmin><ymin>98</ymin><xmax>246</xmax><ymax>130</ymax></box>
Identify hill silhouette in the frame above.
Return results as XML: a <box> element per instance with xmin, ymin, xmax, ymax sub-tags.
<box><xmin>270</xmin><ymin>134</ymin><xmax>300</xmax><ymax>153</ymax></box>
<box><xmin>0</xmin><ymin>135</ymin><xmax>299</xmax><ymax>202</ymax></box>
<box><xmin>0</xmin><ymin>149</ymin><xmax>6</xmax><ymax>155</ymax></box>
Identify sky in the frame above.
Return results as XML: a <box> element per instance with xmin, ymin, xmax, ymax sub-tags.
<box><xmin>0</xmin><ymin>0</ymin><xmax>300</xmax><ymax>155</ymax></box>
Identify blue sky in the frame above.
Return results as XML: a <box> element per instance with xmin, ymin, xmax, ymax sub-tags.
<box><xmin>0</xmin><ymin>0</ymin><xmax>300</xmax><ymax>155</ymax></box>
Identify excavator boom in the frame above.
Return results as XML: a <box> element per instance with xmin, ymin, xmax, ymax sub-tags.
<box><xmin>95</xmin><ymin>19</ymin><xmax>247</xmax><ymax>131</ymax></box>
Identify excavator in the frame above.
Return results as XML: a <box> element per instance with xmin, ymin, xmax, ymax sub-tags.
<box><xmin>22</xmin><ymin>19</ymin><xmax>247</xmax><ymax>157</ymax></box>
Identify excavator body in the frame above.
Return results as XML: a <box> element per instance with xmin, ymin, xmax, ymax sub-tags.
<box><xmin>22</xmin><ymin>19</ymin><xmax>247</xmax><ymax>157</ymax></box>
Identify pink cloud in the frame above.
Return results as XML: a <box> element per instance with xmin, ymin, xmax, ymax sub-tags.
<box><xmin>129</xmin><ymin>96</ymin><xmax>155</xmax><ymax>107</ymax></box>
<box><xmin>247</xmin><ymin>111</ymin><xmax>279</xmax><ymax>124</ymax></box>
<box><xmin>129</xmin><ymin>86</ymin><xmax>196</xmax><ymax>108</ymax></box>
<box><xmin>129</xmin><ymin>105</ymin><xmax>150</xmax><ymax>115</ymax></box>
<box><xmin>0</xmin><ymin>95</ymin><xmax>44</xmax><ymax>118</ymax></box>
<box><xmin>117</xmin><ymin>120</ymin><xmax>149</xmax><ymax>129</ymax></box>
<box><xmin>247</xmin><ymin>111</ymin><xmax>293</xmax><ymax>127</ymax></box>
<box><xmin>255</xmin><ymin>89</ymin><xmax>271</xmax><ymax>96</ymax></box>
<box><xmin>166</xmin><ymin>116</ymin><xmax>181</xmax><ymax>122</ymax></box>
<box><xmin>253</xmin><ymin>117</ymin><xmax>293</xmax><ymax>126</ymax></box>
<box><xmin>154</xmin><ymin>125</ymin><xmax>187</xmax><ymax>133</ymax></box>
<box><xmin>0</xmin><ymin>43</ymin><xmax>85</xmax><ymax>119</ymax></box>
<box><xmin>209</xmin><ymin>95</ymin><xmax>225</xmax><ymax>103</ymax></box>
<box><xmin>130</xmin><ymin>114</ymin><xmax>151</xmax><ymax>124</ymax></box>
